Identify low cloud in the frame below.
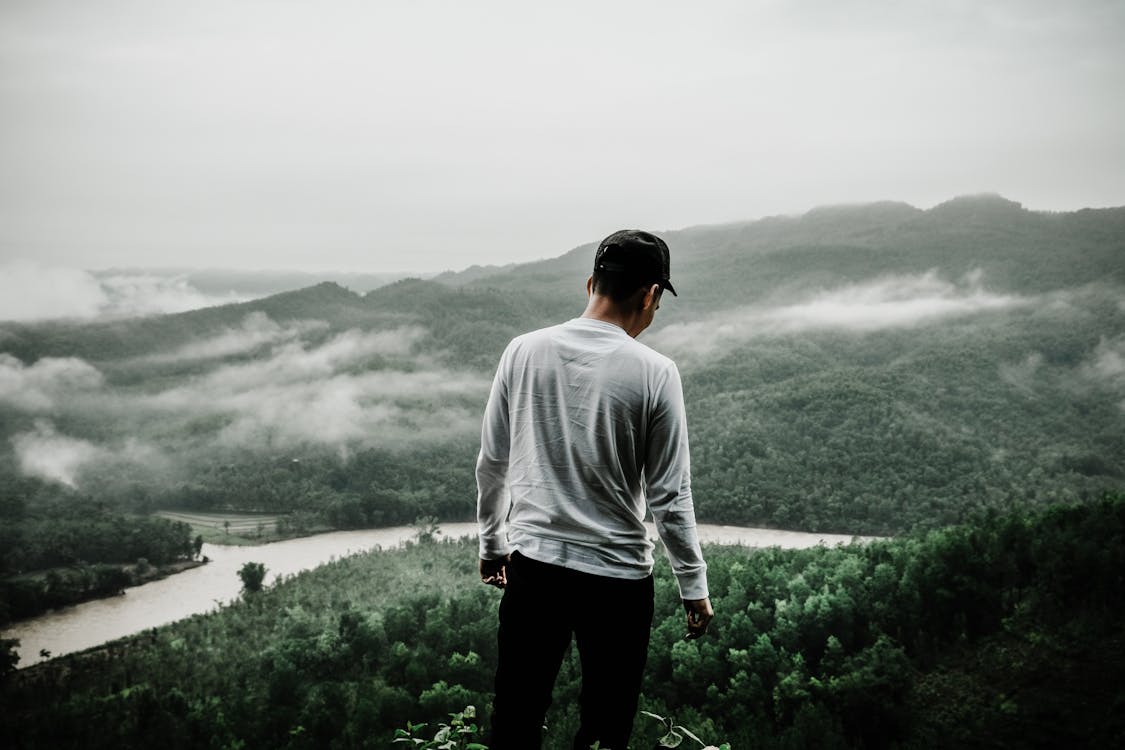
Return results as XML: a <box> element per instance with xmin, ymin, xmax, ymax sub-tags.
<box><xmin>212</xmin><ymin>372</ymin><xmax>485</xmax><ymax>449</ymax></box>
<box><xmin>96</xmin><ymin>271</ymin><xmax>250</xmax><ymax>317</ymax></box>
<box><xmin>0</xmin><ymin>260</ymin><xmax>109</xmax><ymax>321</ymax></box>
<box><xmin>999</xmin><ymin>353</ymin><xmax>1045</xmax><ymax>395</ymax></box>
<box><xmin>0</xmin><ymin>354</ymin><xmax>105</xmax><ymax>411</ymax></box>
<box><xmin>1085</xmin><ymin>335</ymin><xmax>1125</xmax><ymax>383</ymax></box>
<box><xmin>1079</xmin><ymin>336</ymin><xmax>1125</xmax><ymax>412</ymax></box>
<box><xmin>1000</xmin><ymin>335</ymin><xmax>1125</xmax><ymax>409</ymax></box>
<box><xmin>155</xmin><ymin>326</ymin><xmax>430</xmax><ymax>396</ymax></box>
<box><xmin>650</xmin><ymin>271</ymin><xmax>1030</xmax><ymax>358</ymax></box>
<box><xmin>2</xmin><ymin>323</ymin><xmax>484</xmax><ymax>477</ymax></box>
<box><xmin>0</xmin><ymin>260</ymin><xmax>251</xmax><ymax>322</ymax></box>
<box><xmin>11</xmin><ymin>421</ymin><xmax>104</xmax><ymax>487</ymax></box>
<box><xmin>142</xmin><ymin>326</ymin><xmax>487</xmax><ymax>449</ymax></box>
<box><xmin>141</xmin><ymin>312</ymin><xmax>328</xmax><ymax>363</ymax></box>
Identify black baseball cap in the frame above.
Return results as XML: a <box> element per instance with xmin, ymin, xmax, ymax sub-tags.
<box><xmin>593</xmin><ymin>229</ymin><xmax>677</xmax><ymax>296</ymax></box>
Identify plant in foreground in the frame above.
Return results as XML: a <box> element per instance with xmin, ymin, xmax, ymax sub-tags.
<box><xmin>393</xmin><ymin>705</ymin><xmax>487</xmax><ymax>750</ymax></box>
<box><xmin>641</xmin><ymin>710</ymin><xmax>730</xmax><ymax>750</ymax></box>
<box><xmin>392</xmin><ymin>706</ymin><xmax>730</xmax><ymax>749</ymax></box>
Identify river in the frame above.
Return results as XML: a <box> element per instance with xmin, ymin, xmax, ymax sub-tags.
<box><xmin>3</xmin><ymin>522</ymin><xmax>876</xmax><ymax>669</ymax></box>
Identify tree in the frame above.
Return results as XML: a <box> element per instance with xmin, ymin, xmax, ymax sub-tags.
<box><xmin>412</xmin><ymin>516</ymin><xmax>441</xmax><ymax>545</ymax></box>
<box><xmin>0</xmin><ymin>638</ymin><xmax>18</xmax><ymax>679</ymax></box>
<box><xmin>238</xmin><ymin>562</ymin><xmax>267</xmax><ymax>594</ymax></box>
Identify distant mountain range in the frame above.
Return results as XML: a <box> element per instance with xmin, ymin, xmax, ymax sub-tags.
<box><xmin>90</xmin><ymin>268</ymin><xmax>420</xmax><ymax>298</ymax></box>
<box><xmin>1</xmin><ymin>194</ymin><xmax>1122</xmax><ymax>534</ymax></box>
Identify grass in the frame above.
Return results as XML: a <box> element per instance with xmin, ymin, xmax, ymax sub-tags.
<box><xmin>155</xmin><ymin>510</ymin><xmax>327</xmax><ymax>546</ymax></box>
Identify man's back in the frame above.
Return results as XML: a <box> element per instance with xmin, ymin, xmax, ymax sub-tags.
<box><xmin>476</xmin><ymin>229</ymin><xmax>712</xmax><ymax>749</ymax></box>
<box><xmin>477</xmin><ymin>316</ymin><xmax>707</xmax><ymax>598</ymax></box>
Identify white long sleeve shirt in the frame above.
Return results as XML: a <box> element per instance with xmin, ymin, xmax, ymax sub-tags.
<box><xmin>476</xmin><ymin>317</ymin><xmax>709</xmax><ymax>600</ymax></box>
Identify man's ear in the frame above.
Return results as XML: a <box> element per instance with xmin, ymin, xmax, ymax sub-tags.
<box><xmin>643</xmin><ymin>283</ymin><xmax>661</xmax><ymax>310</ymax></box>
<box><xmin>586</xmin><ymin>276</ymin><xmax>594</xmax><ymax>297</ymax></box>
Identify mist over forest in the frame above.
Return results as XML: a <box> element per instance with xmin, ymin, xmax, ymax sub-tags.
<box><xmin>2</xmin><ymin>194</ymin><xmax>1123</xmax><ymax>540</ymax></box>
<box><xmin>0</xmin><ymin>264</ymin><xmax>417</xmax><ymax>322</ymax></box>
<box><xmin>3</xmin><ymin>193</ymin><xmax>1125</xmax><ymax>748</ymax></box>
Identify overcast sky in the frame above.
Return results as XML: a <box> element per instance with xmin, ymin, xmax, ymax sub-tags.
<box><xmin>2</xmin><ymin>0</ymin><xmax>1123</xmax><ymax>274</ymax></box>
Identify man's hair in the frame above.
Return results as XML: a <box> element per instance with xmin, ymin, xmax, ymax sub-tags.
<box><xmin>591</xmin><ymin>269</ymin><xmax>653</xmax><ymax>303</ymax></box>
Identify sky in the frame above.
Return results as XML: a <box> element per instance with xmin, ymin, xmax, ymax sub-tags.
<box><xmin>1</xmin><ymin>0</ymin><xmax>1123</xmax><ymax>276</ymax></box>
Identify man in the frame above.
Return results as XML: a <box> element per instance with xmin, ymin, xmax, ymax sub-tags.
<box><xmin>476</xmin><ymin>229</ymin><xmax>713</xmax><ymax>750</ymax></box>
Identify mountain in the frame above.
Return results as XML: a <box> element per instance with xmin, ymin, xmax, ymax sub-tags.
<box><xmin>1</xmin><ymin>195</ymin><xmax>1122</xmax><ymax>536</ymax></box>
<box><xmin>440</xmin><ymin>194</ymin><xmax>1125</xmax><ymax>311</ymax></box>
<box><xmin>91</xmin><ymin>267</ymin><xmax>416</xmax><ymax>298</ymax></box>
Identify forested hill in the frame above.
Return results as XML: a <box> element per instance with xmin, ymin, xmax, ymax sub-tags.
<box><xmin>439</xmin><ymin>194</ymin><xmax>1125</xmax><ymax>308</ymax></box>
<box><xmin>0</xmin><ymin>194</ymin><xmax>1123</xmax><ymax>541</ymax></box>
<box><xmin>4</xmin><ymin>496</ymin><xmax>1124</xmax><ymax>748</ymax></box>
<box><xmin>3</xmin><ymin>194</ymin><xmax>1121</xmax><ymax>361</ymax></box>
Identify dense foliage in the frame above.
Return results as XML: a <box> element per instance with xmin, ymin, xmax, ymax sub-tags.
<box><xmin>686</xmin><ymin>291</ymin><xmax>1124</xmax><ymax>532</ymax></box>
<box><xmin>3</xmin><ymin>496</ymin><xmax>1122</xmax><ymax>748</ymax></box>
<box><xmin>0</xmin><ymin>494</ymin><xmax>194</xmax><ymax>624</ymax></box>
<box><xmin>159</xmin><ymin>444</ymin><xmax>477</xmax><ymax>528</ymax></box>
<box><xmin>1</xmin><ymin>197</ymin><xmax>1122</xmax><ymax>546</ymax></box>
<box><xmin>0</xmin><ymin>195</ymin><xmax>1122</xmax><ymax>625</ymax></box>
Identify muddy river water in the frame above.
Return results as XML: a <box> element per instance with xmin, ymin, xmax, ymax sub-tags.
<box><xmin>4</xmin><ymin>522</ymin><xmax>876</xmax><ymax>668</ymax></box>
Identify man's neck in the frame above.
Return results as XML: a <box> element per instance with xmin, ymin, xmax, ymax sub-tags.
<box><xmin>581</xmin><ymin>296</ymin><xmax>644</xmax><ymax>338</ymax></box>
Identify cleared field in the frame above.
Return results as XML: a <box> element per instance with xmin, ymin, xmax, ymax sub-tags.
<box><xmin>156</xmin><ymin>510</ymin><xmax>282</xmax><ymax>535</ymax></box>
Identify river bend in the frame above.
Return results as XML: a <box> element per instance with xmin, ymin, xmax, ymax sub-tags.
<box><xmin>4</xmin><ymin>522</ymin><xmax>875</xmax><ymax>668</ymax></box>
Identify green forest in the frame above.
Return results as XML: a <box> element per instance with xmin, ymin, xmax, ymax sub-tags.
<box><xmin>1</xmin><ymin>200</ymin><xmax>1121</xmax><ymax>537</ymax></box>
<box><xmin>0</xmin><ymin>491</ymin><xmax>198</xmax><ymax>624</ymax></box>
<box><xmin>2</xmin><ymin>197</ymin><xmax>1124</xmax><ymax>616</ymax></box>
<box><xmin>1</xmin><ymin>196</ymin><xmax>1124</xmax><ymax>746</ymax></box>
<box><xmin>3</xmin><ymin>495</ymin><xmax>1122</xmax><ymax>748</ymax></box>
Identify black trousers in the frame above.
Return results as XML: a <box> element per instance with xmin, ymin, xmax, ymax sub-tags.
<box><xmin>490</xmin><ymin>551</ymin><xmax>655</xmax><ymax>750</ymax></box>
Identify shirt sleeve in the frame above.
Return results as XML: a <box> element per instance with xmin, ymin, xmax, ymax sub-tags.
<box><xmin>476</xmin><ymin>343</ymin><xmax>513</xmax><ymax>560</ymax></box>
<box><xmin>644</xmin><ymin>362</ymin><xmax>709</xmax><ymax>600</ymax></box>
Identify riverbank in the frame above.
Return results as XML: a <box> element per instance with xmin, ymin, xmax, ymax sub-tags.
<box><xmin>3</xmin><ymin>521</ymin><xmax>879</xmax><ymax>668</ymax></box>
<box><xmin>9</xmin><ymin>499</ymin><xmax>1117</xmax><ymax>750</ymax></box>
<box><xmin>1</xmin><ymin>558</ymin><xmax>207</xmax><ymax>629</ymax></box>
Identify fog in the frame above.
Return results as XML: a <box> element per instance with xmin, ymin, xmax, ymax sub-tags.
<box><xmin>650</xmin><ymin>271</ymin><xmax>1029</xmax><ymax>359</ymax></box>
<box><xmin>11</xmin><ymin>421</ymin><xmax>103</xmax><ymax>488</ymax></box>
<box><xmin>998</xmin><ymin>353</ymin><xmax>1045</xmax><ymax>396</ymax></box>
<box><xmin>95</xmin><ymin>271</ymin><xmax>251</xmax><ymax>318</ymax></box>
<box><xmin>153</xmin><ymin>326</ymin><xmax>430</xmax><ymax>390</ymax></box>
<box><xmin>1087</xmin><ymin>335</ymin><xmax>1125</xmax><ymax>382</ymax></box>
<box><xmin>0</xmin><ymin>261</ymin><xmax>111</xmax><ymax>321</ymax></box>
<box><xmin>997</xmin><ymin>330</ymin><xmax>1125</xmax><ymax>405</ymax></box>
<box><xmin>3</xmin><ymin>321</ymin><xmax>489</xmax><ymax>488</ymax></box>
<box><xmin>140</xmin><ymin>312</ymin><xmax>327</xmax><ymax>363</ymax></box>
<box><xmin>0</xmin><ymin>260</ymin><xmax>251</xmax><ymax>322</ymax></box>
<box><xmin>1082</xmin><ymin>335</ymin><xmax>1125</xmax><ymax>411</ymax></box>
<box><xmin>0</xmin><ymin>354</ymin><xmax>104</xmax><ymax>411</ymax></box>
<box><xmin>143</xmin><ymin>325</ymin><xmax>486</xmax><ymax>451</ymax></box>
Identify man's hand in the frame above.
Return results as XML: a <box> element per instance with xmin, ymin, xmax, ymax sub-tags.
<box><xmin>479</xmin><ymin>556</ymin><xmax>510</xmax><ymax>589</ymax></box>
<box><xmin>683</xmin><ymin>597</ymin><xmax>714</xmax><ymax>640</ymax></box>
